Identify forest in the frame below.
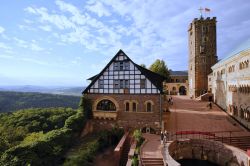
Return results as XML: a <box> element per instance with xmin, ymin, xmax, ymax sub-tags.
<box><xmin>0</xmin><ymin>97</ymin><xmax>123</xmax><ymax>166</ymax></box>
<box><xmin>0</xmin><ymin>91</ymin><xmax>81</xmax><ymax>112</ymax></box>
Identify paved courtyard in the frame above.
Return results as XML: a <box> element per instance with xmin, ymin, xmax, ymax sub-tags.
<box><xmin>164</xmin><ymin>95</ymin><xmax>249</xmax><ymax>136</ymax></box>
<box><xmin>141</xmin><ymin>95</ymin><xmax>250</xmax><ymax>159</ymax></box>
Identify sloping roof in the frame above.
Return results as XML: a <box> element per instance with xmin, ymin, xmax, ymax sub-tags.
<box><xmin>82</xmin><ymin>49</ymin><xmax>166</xmax><ymax>94</ymax></box>
<box><xmin>214</xmin><ymin>40</ymin><xmax>250</xmax><ymax>67</ymax></box>
<box><xmin>170</xmin><ymin>70</ymin><xmax>188</xmax><ymax>76</ymax></box>
<box><xmin>87</xmin><ymin>74</ymin><xmax>99</xmax><ymax>81</ymax></box>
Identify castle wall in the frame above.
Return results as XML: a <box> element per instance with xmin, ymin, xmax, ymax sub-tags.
<box><xmin>85</xmin><ymin>94</ymin><xmax>166</xmax><ymax>132</ymax></box>
<box><xmin>211</xmin><ymin>49</ymin><xmax>250</xmax><ymax>129</ymax></box>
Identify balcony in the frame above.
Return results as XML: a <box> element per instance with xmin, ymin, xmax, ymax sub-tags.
<box><xmin>93</xmin><ymin>111</ymin><xmax>118</xmax><ymax>120</ymax></box>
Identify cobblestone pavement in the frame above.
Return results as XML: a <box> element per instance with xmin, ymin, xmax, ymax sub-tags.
<box><xmin>164</xmin><ymin>95</ymin><xmax>249</xmax><ymax>137</ymax></box>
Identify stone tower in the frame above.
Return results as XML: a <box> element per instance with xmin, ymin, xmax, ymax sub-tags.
<box><xmin>188</xmin><ymin>17</ymin><xmax>218</xmax><ymax>98</ymax></box>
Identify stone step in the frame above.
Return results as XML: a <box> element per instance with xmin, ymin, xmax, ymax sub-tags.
<box><xmin>141</xmin><ymin>158</ymin><xmax>164</xmax><ymax>166</ymax></box>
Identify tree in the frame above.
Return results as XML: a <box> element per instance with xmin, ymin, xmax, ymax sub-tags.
<box><xmin>140</xmin><ymin>64</ymin><xmax>146</xmax><ymax>68</ymax></box>
<box><xmin>149</xmin><ymin>59</ymin><xmax>170</xmax><ymax>80</ymax></box>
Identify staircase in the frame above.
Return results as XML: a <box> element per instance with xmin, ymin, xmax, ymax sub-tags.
<box><xmin>120</xmin><ymin>137</ymin><xmax>131</xmax><ymax>166</ymax></box>
<box><xmin>211</xmin><ymin>135</ymin><xmax>250</xmax><ymax>151</ymax></box>
<box><xmin>141</xmin><ymin>158</ymin><xmax>164</xmax><ymax>166</ymax></box>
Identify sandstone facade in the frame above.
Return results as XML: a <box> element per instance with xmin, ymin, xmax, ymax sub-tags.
<box><xmin>211</xmin><ymin>48</ymin><xmax>250</xmax><ymax>129</ymax></box>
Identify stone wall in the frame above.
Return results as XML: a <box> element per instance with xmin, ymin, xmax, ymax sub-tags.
<box><xmin>211</xmin><ymin>49</ymin><xmax>250</xmax><ymax>129</ymax></box>
<box><xmin>164</xmin><ymin>139</ymin><xmax>250</xmax><ymax>166</ymax></box>
<box><xmin>85</xmin><ymin>94</ymin><xmax>166</xmax><ymax>132</ymax></box>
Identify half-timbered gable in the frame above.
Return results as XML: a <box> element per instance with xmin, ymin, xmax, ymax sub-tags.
<box><xmin>83</xmin><ymin>50</ymin><xmax>165</xmax><ymax>94</ymax></box>
<box><xmin>82</xmin><ymin>50</ymin><xmax>167</xmax><ymax>133</ymax></box>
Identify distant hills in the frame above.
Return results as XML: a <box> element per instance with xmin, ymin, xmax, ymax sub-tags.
<box><xmin>169</xmin><ymin>70</ymin><xmax>188</xmax><ymax>76</ymax></box>
<box><xmin>0</xmin><ymin>91</ymin><xmax>81</xmax><ymax>112</ymax></box>
<box><xmin>0</xmin><ymin>85</ymin><xmax>85</xmax><ymax>96</ymax></box>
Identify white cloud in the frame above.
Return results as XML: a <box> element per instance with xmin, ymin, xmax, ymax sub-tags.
<box><xmin>0</xmin><ymin>54</ymin><xmax>14</xmax><ymax>59</ymax></box>
<box><xmin>39</xmin><ymin>25</ymin><xmax>52</xmax><ymax>31</ymax></box>
<box><xmin>25</xmin><ymin>6</ymin><xmax>76</xmax><ymax>29</ymax></box>
<box><xmin>24</xmin><ymin>6</ymin><xmax>36</xmax><ymax>13</ymax></box>
<box><xmin>20</xmin><ymin>58</ymin><xmax>48</xmax><ymax>65</ymax></box>
<box><xmin>13</xmin><ymin>37</ymin><xmax>44</xmax><ymax>51</ymax></box>
<box><xmin>30</xmin><ymin>43</ymin><xmax>44</xmax><ymax>51</ymax></box>
<box><xmin>86</xmin><ymin>1</ymin><xmax>111</xmax><ymax>17</ymax></box>
<box><xmin>0</xmin><ymin>42</ymin><xmax>11</xmax><ymax>50</ymax></box>
<box><xmin>22</xmin><ymin>0</ymin><xmax>250</xmax><ymax>70</ymax></box>
<box><xmin>0</xmin><ymin>26</ymin><xmax>5</xmax><ymax>33</ymax></box>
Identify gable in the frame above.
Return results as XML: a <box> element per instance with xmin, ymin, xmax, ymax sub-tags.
<box><xmin>83</xmin><ymin>50</ymin><xmax>165</xmax><ymax>94</ymax></box>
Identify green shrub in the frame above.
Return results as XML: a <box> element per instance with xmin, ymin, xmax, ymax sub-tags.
<box><xmin>63</xmin><ymin>140</ymin><xmax>99</xmax><ymax>166</ymax></box>
<box><xmin>0</xmin><ymin>128</ymin><xmax>73</xmax><ymax>166</ymax></box>
<box><xmin>64</xmin><ymin>110</ymin><xmax>85</xmax><ymax>132</ymax></box>
<box><xmin>79</xmin><ymin>97</ymin><xmax>92</xmax><ymax>119</ymax></box>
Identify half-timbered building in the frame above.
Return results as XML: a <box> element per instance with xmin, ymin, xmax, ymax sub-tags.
<box><xmin>83</xmin><ymin>50</ymin><xmax>166</xmax><ymax>132</ymax></box>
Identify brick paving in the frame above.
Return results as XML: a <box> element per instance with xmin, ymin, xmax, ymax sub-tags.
<box><xmin>140</xmin><ymin>133</ymin><xmax>163</xmax><ymax>158</ymax></box>
<box><xmin>141</xmin><ymin>95</ymin><xmax>250</xmax><ymax>160</ymax></box>
<box><xmin>164</xmin><ymin>96</ymin><xmax>249</xmax><ymax>136</ymax></box>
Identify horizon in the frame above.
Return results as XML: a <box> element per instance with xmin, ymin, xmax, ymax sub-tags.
<box><xmin>1</xmin><ymin>0</ymin><xmax>250</xmax><ymax>86</ymax></box>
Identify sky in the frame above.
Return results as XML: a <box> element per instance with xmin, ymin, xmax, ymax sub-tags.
<box><xmin>0</xmin><ymin>0</ymin><xmax>250</xmax><ymax>86</ymax></box>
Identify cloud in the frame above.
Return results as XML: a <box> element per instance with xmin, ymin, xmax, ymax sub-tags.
<box><xmin>86</xmin><ymin>1</ymin><xmax>111</xmax><ymax>17</ymax></box>
<box><xmin>0</xmin><ymin>42</ymin><xmax>11</xmax><ymax>50</ymax></box>
<box><xmin>13</xmin><ymin>37</ymin><xmax>44</xmax><ymax>51</ymax></box>
<box><xmin>0</xmin><ymin>54</ymin><xmax>14</xmax><ymax>59</ymax></box>
<box><xmin>25</xmin><ymin>6</ymin><xmax>76</xmax><ymax>29</ymax></box>
<box><xmin>30</xmin><ymin>43</ymin><xmax>44</xmax><ymax>51</ymax></box>
<box><xmin>39</xmin><ymin>25</ymin><xmax>52</xmax><ymax>31</ymax></box>
<box><xmin>20</xmin><ymin>58</ymin><xmax>48</xmax><ymax>65</ymax></box>
<box><xmin>0</xmin><ymin>26</ymin><xmax>5</xmax><ymax>33</ymax></box>
<box><xmin>22</xmin><ymin>0</ymin><xmax>250</xmax><ymax>71</ymax></box>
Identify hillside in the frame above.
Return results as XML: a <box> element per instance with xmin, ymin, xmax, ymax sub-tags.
<box><xmin>0</xmin><ymin>85</ymin><xmax>84</xmax><ymax>96</ymax></box>
<box><xmin>0</xmin><ymin>107</ymin><xmax>86</xmax><ymax>165</ymax></box>
<box><xmin>0</xmin><ymin>91</ymin><xmax>81</xmax><ymax>112</ymax></box>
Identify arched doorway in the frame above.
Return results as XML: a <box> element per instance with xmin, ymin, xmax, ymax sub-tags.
<box><xmin>179</xmin><ymin>86</ymin><xmax>186</xmax><ymax>95</ymax></box>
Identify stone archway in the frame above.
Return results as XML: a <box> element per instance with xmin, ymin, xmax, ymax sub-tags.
<box><xmin>93</xmin><ymin>96</ymin><xmax>120</xmax><ymax>112</ymax></box>
<box><xmin>179</xmin><ymin>86</ymin><xmax>187</xmax><ymax>95</ymax></box>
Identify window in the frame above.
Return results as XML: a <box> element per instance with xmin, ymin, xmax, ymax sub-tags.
<box><xmin>200</xmin><ymin>45</ymin><xmax>205</xmax><ymax>53</ymax></box>
<box><xmin>172</xmin><ymin>87</ymin><xmax>176</xmax><ymax>91</ymax></box>
<box><xmin>113</xmin><ymin>61</ymin><xmax>130</xmax><ymax>71</ymax></box>
<box><xmin>115</xmin><ymin>79</ymin><xmax>129</xmax><ymax>89</ymax></box>
<box><xmin>98</xmin><ymin>79</ymin><xmax>104</xmax><ymax>88</ymax></box>
<box><xmin>113</xmin><ymin>62</ymin><xmax>119</xmax><ymax>70</ymax></box>
<box><xmin>125</xmin><ymin>61</ymin><xmax>130</xmax><ymax>70</ymax></box>
<box><xmin>125</xmin><ymin>102</ymin><xmax>130</xmax><ymax>112</ymax></box>
<box><xmin>125</xmin><ymin>80</ymin><xmax>129</xmax><ymax>88</ymax></box>
<box><xmin>120</xmin><ymin>80</ymin><xmax>124</xmax><ymax>88</ymax></box>
<box><xmin>132</xmin><ymin>102</ymin><xmax>137</xmax><ymax>112</ymax></box>
<box><xmin>96</xmin><ymin>100</ymin><xmax>116</xmax><ymax>111</ymax></box>
<box><xmin>146</xmin><ymin>102</ymin><xmax>152</xmax><ymax>112</ymax></box>
<box><xmin>114</xmin><ymin>80</ymin><xmax>119</xmax><ymax>88</ymax></box>
<box><xmin>140</xmin><ymin>79</ymin><xmax>146</xmax><ymax>88</ymax></box>
<box><xmin>120</xmin><ymin>62</ymin><xmax>124</xmax><ymax>70</ymax></box>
